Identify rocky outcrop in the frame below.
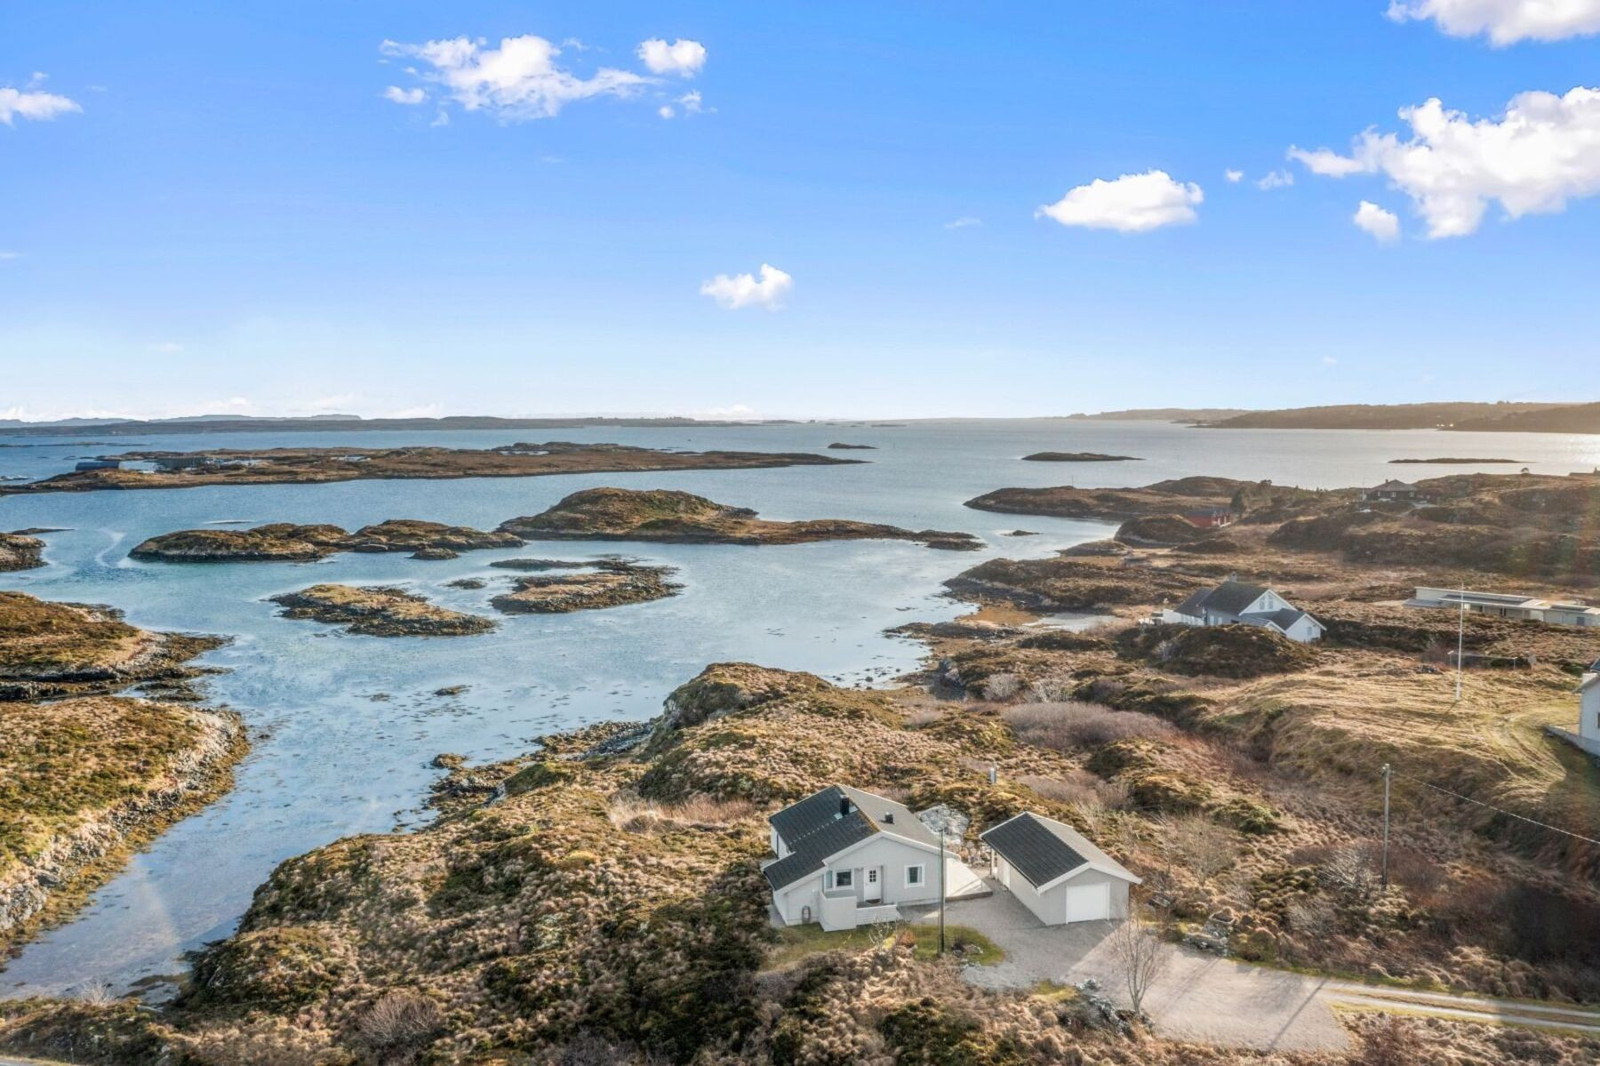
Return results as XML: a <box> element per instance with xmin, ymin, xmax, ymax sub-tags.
<box><xmin>489</xmin><ymin>561</ymin><xmax>681</xmax><ymax>614</ymax></box>
<box><xmin>0</xmin><ymin>700</ymin><xmax>245</xmax><ymax>952</ymax></box>
<box><xmin>0</xmin><ymin>532</ymin><xmax>45</xmax><ymax>572</ymax></box>
<box><xmin>130</xmin><ymin>520</ymin><xmax>520</xmax><ymax>563</ymax></box>
<box><xmin>269</xmin><ymin>585</ymin><xmax>497</xmax><ymax>637</ymax></box>
<box><xmin>499</xmin><ymin>487</ymin><xmax>983</xmax><ymax>551</ymax></box>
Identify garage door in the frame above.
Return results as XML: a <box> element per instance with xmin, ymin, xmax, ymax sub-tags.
<box><xmin>1065</xmin><ymin>882</ymin><xmax>1111</xmax><ymax>923</ymax></box>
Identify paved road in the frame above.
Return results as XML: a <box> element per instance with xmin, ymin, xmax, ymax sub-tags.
<box><xmin>911</xmin><ymin>879</ymin><xmax>1600</xmax><ymax>1052</ymax></box>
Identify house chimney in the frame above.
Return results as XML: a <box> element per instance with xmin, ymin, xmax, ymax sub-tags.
<box><xmin>883</xmin><ymin>812</ymin><xmax>894</xmax><ymax>824</ymax></box>
<box><xmin>839</xmin><ymin>796</ymin><xmax>852</xmax><ymax>818</ymax></box>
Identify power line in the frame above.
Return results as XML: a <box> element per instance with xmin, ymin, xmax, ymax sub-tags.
<box><xmin>1389</xmin><ymin>768</ymin><xmax>1600</xmax><ymax>848</ymax></box>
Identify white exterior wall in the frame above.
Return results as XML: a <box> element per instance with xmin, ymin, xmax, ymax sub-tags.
<box><xmin>1281</xmin><ymin>614</ymin><xmax>1324</xmax><ymax>643</ymax></box>
<box><xmin>770</xmin><ymin>832</ymin><xmax>982</xmax><ymax>928</ymax></box>
<box><xmin>995</xmin><ymin>858</ymin><xmax>1133</xmax><ymax>926</ymax></box>
<box><xmin>1582</xmin><ymin>679</ymin><xmax>1600</xmax><ymax>745</ymax></box>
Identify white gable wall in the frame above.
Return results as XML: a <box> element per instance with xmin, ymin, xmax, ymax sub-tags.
<box><xmin>1582</xmin><ymin>678</ymin><xmax>1600</xmax><ymax>745</ymax></box>
<box><xmin>770</xmin><ymin>831</ymin><xmax>981</xmax><ymax>926</ymax></box>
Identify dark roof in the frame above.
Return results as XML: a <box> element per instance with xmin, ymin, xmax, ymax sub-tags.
<box><xmin>981</xmin><ymin>812</ymin><xmax>1140</xmax><ymax>888</ymax></box>
<box><xmin>763</xmin><ymin>810</ymin><xmax>876</xmax><ymax>890</ymax></box>
<box><xmin>1372</xmin><ymin>479</ymin><xmax>1419</xmax><ymax>492</ymax></box>
<box><xmin>981</xmin><ymin>813</ymin><xmax>1087</xmax><ymax>888</ymax></box>
<box><xmin>1251</xmin><ymin>607</ymin><xmax>1314</xmax><ymax>632</ymax></box>
<box><xmin>764</xmin><ymin>785</ymin><xmax>939</xmax><ymax>890</ymax></box>
<box><xmin>1173</xmin><ymin>579</ymin><xmax>1268</xmax><ymax>620</ymax></box>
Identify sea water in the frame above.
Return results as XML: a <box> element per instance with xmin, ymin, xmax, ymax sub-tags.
<box><xmin>2</xmin><ymin>419</ymin><xmax>1597</xmax><ymax>996</ymax></box>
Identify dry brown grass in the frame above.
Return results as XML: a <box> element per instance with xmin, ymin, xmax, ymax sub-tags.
<box><xmin>1003</xmin><ymin>701</ymin><xmax>1178</xmax><ymax>751</ymax></box>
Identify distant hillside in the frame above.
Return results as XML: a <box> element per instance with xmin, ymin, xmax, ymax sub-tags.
<box><xmin>0</xmin><ymin>415</ymin><xmax>717</xmax><ymax>437</ymax></box>
<box><xmin>1066</xmin><ymin>408</ymin><xmax>1252</xmax><ymax>423</ymax></box>
<box><xmin>1448</xmin><ymin>403</ymin><xmax>1600</xmax><ymax>434</ymax></box>
<box><xmin>1198</xmin><ymin>402</ymin><xmax>1563</xmax><ymax>431</ymax></box>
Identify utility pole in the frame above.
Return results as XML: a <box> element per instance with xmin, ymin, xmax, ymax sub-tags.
<box><xmin>938</xmin><ymin>831</ymin><xmax>948</xmax><ymax>955</ymax></box>
<box><xmin>1455</xmin><ymin>584</ymin><xmax>1465</xmax><ymax>703</ymax></box>
<box><xmin>1380</xmin><ymin>763</ymin><xmax>1391</xmax><ymax>891</ymax></box>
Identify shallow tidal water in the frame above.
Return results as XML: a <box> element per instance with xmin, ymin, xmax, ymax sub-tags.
<box><xmin>2</xmin><ymin>419</ymin><xmax>1598</xmax><ymax>996</ymax></box>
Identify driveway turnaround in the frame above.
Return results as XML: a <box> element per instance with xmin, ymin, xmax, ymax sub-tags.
<box><xmin>907</xmin><ymin>879</ymin><xmax>1349</xmax><ymax>1053</ymax></box>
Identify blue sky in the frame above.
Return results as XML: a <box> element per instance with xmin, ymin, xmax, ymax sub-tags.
<box><xmin>3</xmin><ymin>1</ymin><xmax>1598</xmax><ymax>420</ymax></box>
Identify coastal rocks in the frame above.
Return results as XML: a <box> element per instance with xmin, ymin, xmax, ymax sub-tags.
<box><xmin>0</xmin><ymin>698</ymin><xmax>246</xmax><ymax>953</ymax></box>
<box><xmin>0</xmin><ymin>592</ymin><xmax>224</xmax><ymax>701</ymax></box>
<box><xmin>1021</xmin><ymin>452</ymin><xmax>1142</xmax><ymax>462</ymax></box>
<box><xmin>499</xmin><ymin>487</ymin><xmax>983</xmax><ymax>551</ymax></box>
<box><xmin>130</xmin><ymin>519</ymin><xmax>520</xmax><ymax>563</ymax></box>
<box><xmin>269</xmin><ymin>585</ymin><xmax>497</xmax><ymax>637</ymax></box>
<box><xmin>0</xmin><ymin>532</ymin><xmax>45</xmax><ymax>572</ymax></box>
<box><xmin>489</xmin><ymin>560</ymin><xmax>681</xmax><ymax>614</ymax></box>
<box><xmin>1115</xmin><ymin>622</ymin><xmax>1315</xmax><ymax>678</ymax></box>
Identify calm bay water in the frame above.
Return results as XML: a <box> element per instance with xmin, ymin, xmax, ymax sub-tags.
<box><xmin>2</xmin><ymin>419</ymin><xmax>1598</xmax><ymax>996</ymax></box>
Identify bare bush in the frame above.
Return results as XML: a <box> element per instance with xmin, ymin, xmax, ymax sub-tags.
<box><xmin>1285</xmin><ymin>897</ymin><xmax>1337</xmax><ymax>941</ymax></box>
<box><xmin>1155</xmin><ymin>814</ymin><xmax>1236</xmax><ymax>883</ymax></box>
<box><xmin>1018</xmin><ymin>772</ymin><xmax>1132</xmax><ymax>813</ymax></box>
<box><xmin>902</xmin><ymin>705</ymin><xmax>943</xmax><ymax>728</ymax></box>
<box><xmin>357</xmin><ymin>991</ymin><xmax>443</xmax><ymax>1058</ymax></box>
<box><xmin>1355</xmin><ymin>1016</ymin><xmax>1423</xmax><ymax>1066</ymax></box>
<box><xmin>982</xmin><ymin>672</ymin><xmax>1022</xmax><ymax>701</ymax></box>
<box><xmin>1026</xmin><ymin>675</ymin><xmax>1079</xmax><ymax>703</ymax></box>
<box><xmin>1320</xmin><ymin>843</ymin><xmax>1380</xmax><ymax>899</ymax></box>
<box><xmin>1003</xmin><ymin>701</ymin><xmax>1176</xmax><ymax>752</ymax></box>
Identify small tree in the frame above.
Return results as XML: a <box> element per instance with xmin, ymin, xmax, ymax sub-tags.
<box><xmin>1108</xmin><ymin>916</ymin><xmax>1170</xmax><ymax>1017</ymax></box>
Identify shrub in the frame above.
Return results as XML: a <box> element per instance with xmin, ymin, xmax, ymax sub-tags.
<box><xmin>355</xmin><ymin>991</ymin><xmax>442</xmax><ymax>1059</ymax></box>
<box><xmin>1002</xmin><ymin>702</ymin><xmax>1176</xmax><ymax>752</ymax></box>
<box><xmin>982</xmin><ymin>673</ymin><xmax>1021</xmax><ymax>701</ymax></box>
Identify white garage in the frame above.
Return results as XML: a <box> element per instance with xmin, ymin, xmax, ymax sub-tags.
<box><xmin>981</xmin><ymin>812</ymin><xmax>1141</xmax><ymax>926</ymax></box>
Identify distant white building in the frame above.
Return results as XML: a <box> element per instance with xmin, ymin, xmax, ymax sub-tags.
<box><xmin>1406</xmin><ymin>587</ymin><xmax>1600</xmax><ymax>628</ymax></box>
<box><xmin>1161</xmin><ymin>578</ymin><xmax>1324</xmax><ymax>643</ymax></box>
<box><xmin>1550</xmin><ymin>660</ymin><xmax>1600</xmax><ymax>759</ymax></box>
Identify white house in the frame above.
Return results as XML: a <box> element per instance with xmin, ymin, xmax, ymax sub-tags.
<box><xmin>763</xmin><ymin>785</ymin><xmax>984</xmax><ymax>931</ymax></box>
<box><xmin>1406</xmin><ymin>587</ymin><xmax>1600</xmax><ymax>628</ymax></box>
<box><xmin>981</xmin><ymin>812</ymin><xmax>1142</xmax><ymax>925</ymax></box>
<box><xmin>1575</xmin><ymin>661</ymin><xmax>1600</xmax><ymax>755</ymax></box>
<box><xmin>1160</xmin><ymin>578</ymin><xmax>1325</xmax><ymax>643</ymax></box>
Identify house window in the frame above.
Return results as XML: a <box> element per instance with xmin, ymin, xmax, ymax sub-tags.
<box><xmin>906</xmin><ymin>864</ymin><xmax>925</xmax><ymax>887</ymax></box>
<box><xmin>830</xmin><ymin>869</ymin><xmax>853</xmax><ymax>889</ymax></box>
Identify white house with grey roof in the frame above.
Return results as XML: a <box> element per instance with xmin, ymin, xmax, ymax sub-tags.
<box><xmin>763</xmin><ymin>785</ymin><xmax>984</xmax><ymax>931</ymax></box>
<box><xmin>980</xmin><ymin>812</ymin><xmax>1142</xmax><ymax>925</ymax></box>
<box><xmin>1161</xmin><ymin>578</ymin><xmax>1324</xmax><ymax>643</ymax></box>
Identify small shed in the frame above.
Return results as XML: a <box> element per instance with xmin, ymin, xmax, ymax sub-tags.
<box><xmin>981</xmin><ymin>812</ymin><xmax>1141</xmax><ymax>925</ymax></box>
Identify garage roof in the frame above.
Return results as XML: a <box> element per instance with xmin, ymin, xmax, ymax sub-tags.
<box><xmin>981</xmin><ymin>812</ymin><xmax>1140</xmax><ymax>890</ymax></box>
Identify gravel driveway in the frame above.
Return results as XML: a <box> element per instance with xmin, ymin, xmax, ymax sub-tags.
<box><xmin>907</xmin><ymin>878</ymin><xmax>1349</xmax><ymax>1053</ymax></box>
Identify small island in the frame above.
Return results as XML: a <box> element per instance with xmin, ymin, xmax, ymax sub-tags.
<box><xmin>0</xmin><ymin>532</ymin><xmax>45</xmax><ymax>572</ymax></box>
<box><xmin>498</xmin><ymin>487</ymin><xmax>983</xmax><ymax>551</ymax></box>
<box><xmin>826</xmin><ymin>442</ymin><xmax>877</xmax><ymax>450</ymax></box>
<box><xmin>130</xmin><ymin>519</ymin><xmax>522</xmax><ymax>563</ymax></box>
<box><xmin>1389</xmin><ymin>457</ymin><xmax>1523</xmax><ymax>465</ymax></box>
<box><xmin>490</xmin><ymin>560</ymin><xmax>682</xmax><ymax>614</ymax></box>
<box><xmin>269</xmin><ymin>585</ymin><xmax>498</xmax><ymax>637</ymax></box>
<box><xmin>2</xmin><ymin>441</ymin><xmax>857</xmax><ymax>496</ymax></box>
<box><xmin>1020</xmin><ymin>451</ymin><xmax>1142</xmax><ymax>462</ymax></box>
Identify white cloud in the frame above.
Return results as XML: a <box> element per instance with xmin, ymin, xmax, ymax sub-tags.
<box><xmin>637</xmin><ymin>38</ymin><xmax>707</xmax><ymax>76</ymax></box>
<box><xmin>1353</xmin><ymin>201</ymin><xmax>1402</xmax><ymax>242</ymax></box>
<box><xmin>1386</xmin><ymin>0</ymin><xmax>1600</xmax><ymax>44</ymax></box>
<box><xmin>380</xmin><ymin>35</ymin><xmax>649</xmax><ymax>121</ymax></box>
<box><xmin>677</xmin><ymin>90</ymin><xmax>706</xmax><ymax>114</ymax></box>
<box><xmin>0</xmin><ymin>250</ymin><xmax>19</xmax><ymax>261</ymax></box>
<box><xmin>384</xmin><ymin>85</ymin><xmax>427</xmax><ymax>105</ymax></box>
<box><xmin>658</xmin><ymin>105</ymin><xmax>675</xmax><ymax>119</ymax></box>
<box><xmin>1225</xmin><ymin>168</ymin><xmax>1244</xmax><ymax>183</ymax></box>
<box><xmin>944</xmin><ymin>216</ymin><xmax>983</xmax><ymax>229</ymax></box>
<box><xmin>145</xmin><ymin>341</ymin><xmax>185</xmax><ymax>354</ymax></box>
<box><xmin>1289</xmin><ymin>86</ymin><xmax>1600</xmax><ymax>237</ymax></box>
<box><xmin>1036</xmin><ymin>170</ymin><xmax>1203</xmax><ymax>232</ymax></box>
<box><xmin>1323</xmin><ymin>356</ymin><xmax>1340</xmax><ymax>366</ymax></box>
<box><xmin>0</xmin><ymin>83</ymin><xmax>81</xmax><ymax>125</ymax></box>
<box><xmin>699</xmin><ymin>263</ymin><xmax>793</xmax><ymax>310</ymax></box>
<box><xmin>1256</xmin><ymin>169</ymin><xmax>1295</xmax><ymax>190</ymax></box>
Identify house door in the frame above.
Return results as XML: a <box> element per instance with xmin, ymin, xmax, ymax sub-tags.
<box><xmin>864</xmin><ymin>867</ymin><xmax>882</xmax><ymax>903</ymax></box>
